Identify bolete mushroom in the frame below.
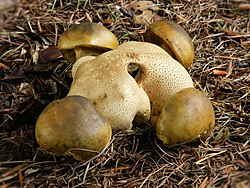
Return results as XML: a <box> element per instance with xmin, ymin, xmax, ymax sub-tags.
<box><xmin>35</xmin><ymin>95</ymin><xmax>112</xmax><ymax>161</ymax></box>
<box><xmin>156</xmin><ymin>88</ymin><xmax>215</xmax><ymax>145</ymax></box>
<box><xmin>145</xmin><ymin>20</ymin><xmax>194</xmax><ymax>68</ymax></box>
<box><xmin>58</xmin><ymin>22</ymin><xmax>119</xmax><ymax>63</ymax></box>
<box><xmin>114</xmin><ymin>41</ymin><xmax>194</xmax><ymax>116</ymax></box>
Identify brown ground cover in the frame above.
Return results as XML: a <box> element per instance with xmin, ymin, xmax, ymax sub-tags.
<box><xmin>0</xmin><ymin>0</ymin><xmax>249</xmax><ymax>187</ymax></box>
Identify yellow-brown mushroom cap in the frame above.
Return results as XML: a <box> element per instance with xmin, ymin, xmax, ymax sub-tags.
<box><xmin>58</xmin><ymin>22</ymin><xmax>119</xmax><ymax>63</ymax></box>
<box><xmin>35</xmin><ymin>95</ymin><xmax>112</xmax><ymax>161</ymax></box>
<box><xmin>156</xmin><ymin>88</ymin><xmax>215</xmax><ymax>145</ymax></box>
<box><xmin>145</xmin><ymin>20</ymin><xmax>194</xmax><ymax>68</ymax></box>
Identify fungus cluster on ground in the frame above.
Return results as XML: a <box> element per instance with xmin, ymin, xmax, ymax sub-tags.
<box><xmin>35</xmin><ymin>21</ymin><xmax>215</xmax><ymax>161</ymax></box>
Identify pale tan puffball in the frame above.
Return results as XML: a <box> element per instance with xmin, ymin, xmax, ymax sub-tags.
<box><xmin>114</xmin><ymin>41</ymin><xmax>194</xmax><ymax>115</ymax></box>
<box><xmin>68</xmin><ymin>51</ymin><xmax>151</xmax><ymax>131</ymax></box>
<box><xmin>68</xmin><ymin>42</ymin><xmax>193</xmax><ymax>130</ymax></box>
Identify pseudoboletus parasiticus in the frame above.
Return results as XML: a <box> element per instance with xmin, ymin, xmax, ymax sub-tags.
<box><xmin>36</xmin><ymin>38</ymin><xmax>214</xmax><ymax>159</ymax></box>
<box><xmin>156</xmin><ymin>88</ymin><xmax>215</xmax><ymax>145</ymax></box>
<box><xmin>35</xmin><ymin>96</ymin><xmax>112</xmax><ymax>161</ymax></box>
<box><xmin>58</xmin><ymin>22</ymin><xmax>119</xmax><ymax>63</ymax></box>
<box><xmin>145</xmin><ymin>20</ymin><xmax>194</xmax><ymax>68</ymax></box>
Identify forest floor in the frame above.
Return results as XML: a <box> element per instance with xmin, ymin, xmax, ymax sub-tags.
<box><xmin>0</xmin><ymin>0</ymin><xmax>249</xmax><ymax>187</ymax></box>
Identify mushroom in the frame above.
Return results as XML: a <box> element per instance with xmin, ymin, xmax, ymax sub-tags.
<box><xmin>68</xmin><ymin>41</ymin><xmax>193</xmax><ymax>130</ymax></box>
<box><xmin>68</xmin><ymin>47</ymin><xmax>151</xmax><ymax>131</ymax></box>
<box><xmin>145</xmin><ymin>20</ymin><xmax>194</xmax><ymax>68</ymax></box>
<box><xmin>71</xmin><ymin>56</ymin><xmax>95</xmax><ymax>77</ymax></box>
<box><xmin>35</xmin><ymin>95</ymin><xmax>112</xmax><ymax>161</ymax></box>
<box><xmin>156</xmin><ymin>88</ymin><xmax>215</xmax><ymax>145</ymax></box>
<box><xmin>57</xmin><ymin>22</ymin><xmax>119</xmax><ymax>63</ymax></box>
<box><xmin>114</xmin><ymin>41</ymin><xmax>194</xmax><ymax>116</ymax></box>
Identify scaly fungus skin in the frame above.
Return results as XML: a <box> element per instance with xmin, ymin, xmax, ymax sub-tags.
<box><xmin>114</xmin><ymin>41</ymin><xmax>194</xmax><ymax>115</ymax></box>
<box><xmin>58</xmin><ymin>22</ymin><xmax>119</xmax><ymax>63</ymax></box>
<box><xmin>68</xmin><ymin>41</ymin><xmax>193</xmax><ymax>130</ymax></box>
<box><xmin>68</xmin><ymin>50</ymin><xmax>151</xmax><ymax>131</ymax></box>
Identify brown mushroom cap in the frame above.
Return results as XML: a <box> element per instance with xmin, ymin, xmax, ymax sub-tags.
<box><xmin>145</xmin><ymin>20</ymin><xmax>194</xmax><ymax>68</ymax></box>
<box><xmin>58</xmin><ymin>22</ymin><xmax>119</xmax><ymax>63</ymax></box>
<box><xmin>35</xmin><ymin>95</ymin><xmax>112</xmax><ymax>161</ymax></box>
<box><xmin>68</xmin><ymin>49</ymin><xmax>151</xmax><ymax>131</ymax></box>
<box><xmin>114</xmin><ymin>41</ymin><xmax>194</xmax><ymax>115</ymax></box>
<box><xmin>156</xmin><ymin>88</ymin><xmax>215</xmax><ymax>145</ymax></box>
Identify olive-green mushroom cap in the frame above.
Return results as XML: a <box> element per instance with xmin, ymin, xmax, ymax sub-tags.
<box><xmin>145</xmin><ymin>20</ymin><xmax>194</xmax><ymax>68</ymax></box>
<box><xmin>35</xmin><ymin>95</ymin><xmax>112</xmax><ymax>161</ymax></box>
<box><xmin>58</xmin><ymin>22</ymin><xmax>119</xmax><ymax>63</ymax></box>
<box><xmin>156</xmin><ymin>88</ymin><xmax>215</xmax><ymax>145</ymax></box>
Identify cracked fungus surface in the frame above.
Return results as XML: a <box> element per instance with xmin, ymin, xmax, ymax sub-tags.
<box><xmin>68</xmin><ymin>49</ymin><xmax>151</xmax><ymax>131</ymax></box>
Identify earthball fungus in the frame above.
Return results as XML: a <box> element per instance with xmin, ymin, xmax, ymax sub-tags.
<box><xmin>114</xmin><ymin>41</ymin><xmax>194</xmax><ymax>116</ymax></box>
<box><xmin>35</xmin><ymin>95</ymin><xmax>112</xmax><ymax>161</ymax></box>
<box><xmin>68</xmin><ymin>48</ymin><xmax>151</xmax><ymax>131</ymax></box>
<box><xmin>145</xmin><ymin>20</ymin><xmax>194</xmax><ymax>68</ymax></box>
<box><xmin>68</xmin><ymin>41</ymin><xmax>193</xmax><ymax>130</ymax></box>
<box><xmin>58</xmin><ymin>22</ymin><xmax>119</xmax><ymax>63</ymax></box>
<box><xmin>156</xmin><ymin>88</ymin><xmax>215</xmax><ymax>145</ymax></box>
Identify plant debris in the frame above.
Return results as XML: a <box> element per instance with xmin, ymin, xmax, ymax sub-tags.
<box><xmin>0</xmin><ymin>0</ymin><xmax>249</xmax><ymax>187</ymax></box>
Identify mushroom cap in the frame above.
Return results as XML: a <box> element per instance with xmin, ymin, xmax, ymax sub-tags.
<box><xmin>35</xmin><ymin>95</ymin><xmax>112</xmax><ymax>161</ymax></box>
<box><xmin>58</xmin><ymin>22</ymin><xmax>119</xmax><ymax>63</ymax></box>
<box><xmin>115</xmin><ymin>41</ymin><xmax>194</xmax><ymax>115</ymax></box>
<box><xmin>145</xmin><ymin>20</ymin><xmax>194</xmax><ymax>68</ymax></box>
<box><xmin>156</xmin><ymin>88</ymin><xmax>215</xmax><ymax>145</ymax></box>
<box><xmin>68</xmin><ymin>50</ymin><xmax>151</xmax><ymax>131</ymax></box>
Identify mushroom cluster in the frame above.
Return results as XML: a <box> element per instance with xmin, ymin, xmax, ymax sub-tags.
<box><xmin>35</xmin><ymin>22</ymin><xmax>215</xmax><ymax>161</ymax></box>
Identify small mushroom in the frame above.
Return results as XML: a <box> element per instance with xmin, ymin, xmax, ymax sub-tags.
<box><xmin>145</xmin><ymin>20</ymin><xmax>194</xmax><ymax>68</ymax></box>
<box><xmin>156</xmin><ymin>88</ymin><xmax>215</xmax><ymax>145</ymax></box>
<box><xmin>35</xmin><ymin>95</ymin><xmax>112</xmax><ymax>161</ymax></box>
<box><xmin>58</xmin><ymin>22</ymin><xmax>119</xmax><ymax>63</ymax></box>
<box><xmin>68</xmin><ymin>48</ymin><xmax>151</xmax><ymax>131</ymax></box>
<box><xmin>114</xmin><ymin>41</ymin><xmax>194</xmax><ymax>116</ymax></box>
